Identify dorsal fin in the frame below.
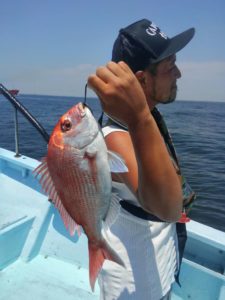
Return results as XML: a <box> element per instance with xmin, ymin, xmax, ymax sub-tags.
<box><xmin>33</xmin><ymin>160</ymin><xmax>80</xmax><ymax>236</ymax></box>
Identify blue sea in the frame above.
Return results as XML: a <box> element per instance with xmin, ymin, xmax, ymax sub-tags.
<box><xmin>1</xmin><ymin>94</ymin><xmax>225</xmax><ymax>232</ymax></box>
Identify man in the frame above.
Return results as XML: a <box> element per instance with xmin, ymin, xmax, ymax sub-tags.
<box><xmin>88</xmin><ymin>19</ymin><xmax>195</xmax><ymax>300</ymax></box>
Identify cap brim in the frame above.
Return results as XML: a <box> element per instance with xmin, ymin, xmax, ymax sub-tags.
<box><xmin>152</xmin><ymin>28</ymin><xmax>195</xmax><ymax>63</ymax></box>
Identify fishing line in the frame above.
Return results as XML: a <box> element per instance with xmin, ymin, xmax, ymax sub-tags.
<box><xmin>83</xmin><ymin>83</ymin><xmax>88</xmax><ymax>106</ymax></box>
<box><xmin>82</xmin><ymin>83</ymin><xmax>94</xmax><ymax>116</ymax></box>
<box><xmin>82</xmin><ymin>83</ymin><xmax>104</xmax><ymax>127</ymax></box>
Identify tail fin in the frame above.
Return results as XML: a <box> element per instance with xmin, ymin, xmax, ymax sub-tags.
<box><xmin>88</xmin><ymin>239</ymin><xmax>125</xmax><ymax>291</ymax></box>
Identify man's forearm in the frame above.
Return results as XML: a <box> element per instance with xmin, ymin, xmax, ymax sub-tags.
<box><xmin>128</xmin><ymin>114</ymin><xmax>183</xmax><ymax>222</ymax></box>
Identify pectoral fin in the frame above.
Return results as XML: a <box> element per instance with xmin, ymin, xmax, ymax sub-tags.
<box><xmin>107</xmin><ymin>150</ymin><xmax>128</xmax><ymax>173</ymax></box>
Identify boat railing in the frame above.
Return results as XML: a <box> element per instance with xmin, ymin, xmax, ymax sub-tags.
<box><xmin>0</xmin><ymin>83</ymin><xmax>50</xmax><ymax>157</ymax></box>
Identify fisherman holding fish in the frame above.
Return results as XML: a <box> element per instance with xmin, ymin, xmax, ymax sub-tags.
<box><xmin>35</xmin><ymin>18</ymin><xmax>196</xmax><ymax>300</ymax></box>
<box><xmin>88</xmin><ymin>19</ymin><xmax>196</xmax><ymax>300</ymax></box>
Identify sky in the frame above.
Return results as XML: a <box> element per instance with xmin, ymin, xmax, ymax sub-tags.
<box><xmin>1</xmin><ymin>0</ymin><xmax>225</xmax><ymax>102</ymax></box>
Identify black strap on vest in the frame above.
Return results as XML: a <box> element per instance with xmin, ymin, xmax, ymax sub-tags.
<box><xmin>151</xmin><ymin>107</ymin><xmax>181</xmax><ymax>171</ymax></box>
<box><xmin>120</xmin><ymin>200</ymin><xmax>163</xmax><ymax>222</ymax></box>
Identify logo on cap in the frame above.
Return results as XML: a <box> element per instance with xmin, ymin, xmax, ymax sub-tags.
<box><xmin>146</xmin><ymin>23</ymin><xmax>168</xmax><ymax>40</ymax></box>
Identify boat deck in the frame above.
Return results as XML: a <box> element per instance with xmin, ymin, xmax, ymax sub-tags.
<box><xmin>1</xmin><ymin>255</ymin><xmax>98</xmax><ymax>300</ymax></box>
<box><xmin>1</xmin><ymin>148</ymin><xmax>225</xmax><ymax>300</ymax></box>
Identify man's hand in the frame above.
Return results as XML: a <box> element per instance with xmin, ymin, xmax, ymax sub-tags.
<box><xmin>87</xmin><ymin>61</ymin><xmax>150</xmax><ymax>128</ymax></box>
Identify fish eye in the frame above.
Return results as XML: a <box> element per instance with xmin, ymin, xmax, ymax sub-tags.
<box><xmin>61</xmin><ymin>119</ymin><xmax>72</xmax><ymax>132</ymax></box>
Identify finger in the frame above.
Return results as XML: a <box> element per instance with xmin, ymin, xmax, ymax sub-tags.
<box><xmin>106</xmin><ymin>61</ymin><xmax>126</xmax><ymax>77</ymax></box>
<box><xmin>118</xmin><ymin>61</ymin><xmax>133</xmax><ymax>74</ymax></box>
<box><xmin>96</xmin><ymin>66</ymin><xmax>117</xmax><ymax>83</ymax></box>
<box><xmin>87</xmin><ymin>74</ymin><xmax>107</xmax><ymax>95</ymax></box>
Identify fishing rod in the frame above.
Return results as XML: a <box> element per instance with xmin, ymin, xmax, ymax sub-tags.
<box><xmin>0</xmin><ymin>83</ymin><xmax>50</xmax><ymax>143</ymax></box>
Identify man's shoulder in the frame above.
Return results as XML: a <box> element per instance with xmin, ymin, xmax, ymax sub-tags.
<box><xmin>102</xmin><ymin>125</ymin><xmax>128</xmax><ymax>138</ymax></box>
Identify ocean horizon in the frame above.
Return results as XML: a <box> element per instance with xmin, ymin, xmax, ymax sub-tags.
<box><xmin>14</xmin><ymin>92</ymin><xmax>225</xmax><ymax>103</ymax></box>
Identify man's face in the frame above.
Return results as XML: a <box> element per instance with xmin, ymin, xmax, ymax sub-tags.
<box><xmin>143</xmin><ymin>55</ymin><xmax>181</xmax><ymax>107</ymax></box>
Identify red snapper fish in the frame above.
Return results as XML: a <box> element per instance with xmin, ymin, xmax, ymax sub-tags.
<box><xmin>34</xmin><ymin>103</ymin><xmax>127</xmax><ymax>291</ymax></box>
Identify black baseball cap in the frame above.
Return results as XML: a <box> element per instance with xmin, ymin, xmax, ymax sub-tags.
<box><xmin>112</xmin><ymin>19</ymin><xmax>195</xmax><ymax>71</ymax></box>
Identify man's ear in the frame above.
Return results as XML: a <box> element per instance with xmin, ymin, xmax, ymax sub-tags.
<box><xmin>135</xmin><ymin>71</ymin><xmax>146</xmax><ymax>87</ymax></box>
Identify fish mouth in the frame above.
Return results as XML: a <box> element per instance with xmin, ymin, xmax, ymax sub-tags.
<box><xmin>72</xmin><ymin>103</ymin><xmax>100</xmax><ymax>151</ymax></box>
<box><xmin>82</xmin><ymin>102</ymin><xmax>94</xmax><ymax>117</ymax></box>
<box><xmin>77</xmin><ymin>102</ymin><xmax>86</xmax><ymax>118</ymax></box>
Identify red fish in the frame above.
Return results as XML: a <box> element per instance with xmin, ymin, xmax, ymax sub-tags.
<box><xmin>34</xmin><ymin>103</ymin><xmax>127</xmax><ymax>291</ymax></box>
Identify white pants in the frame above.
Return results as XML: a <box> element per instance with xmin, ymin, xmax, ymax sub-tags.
<box><xmin>98</xmin><ymin>196</ymin><xmax>178</xmax><ymax>300</ymax></box>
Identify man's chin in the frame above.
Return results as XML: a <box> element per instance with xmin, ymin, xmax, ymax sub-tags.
<box><xmin>162</xmin><ymin>91</ymin><xmax>177</xmax><ymax>104</ymax></box>
<box><xmin>162</xmin><ymin>98</ymin><xmax>176</xmax><ymax>104</ymax></box>
<box><xmin>152</xmin><ymin>91</ymin><xmax>177</xmax><ymax>105</ymax></box>
<box><xmin>157</xmin><ymin>96</ymin><xmax>176</xmax><ymax>105</ymax></box>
